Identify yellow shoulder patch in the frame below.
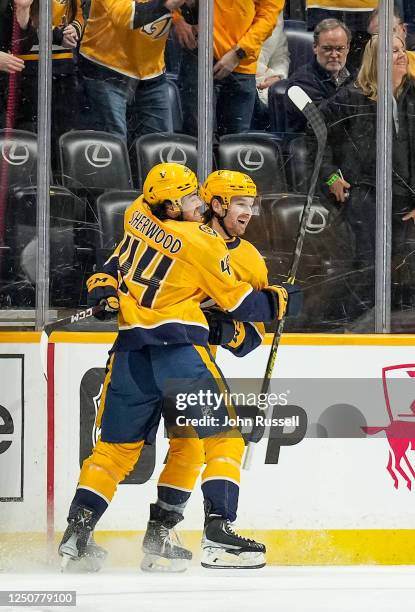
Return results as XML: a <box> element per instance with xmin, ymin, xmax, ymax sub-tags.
<box><xmin>199</xmin><ymin>224</ymin><xmax>218</xmax><ymax>237</ymax></box>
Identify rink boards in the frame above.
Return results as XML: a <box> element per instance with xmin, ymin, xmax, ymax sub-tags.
<box><xmin>2</xmin><ymin>331</ymin><xmax>415</xmax><ymax>565</ymax></box>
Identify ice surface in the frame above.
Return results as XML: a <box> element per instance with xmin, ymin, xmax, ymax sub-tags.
<box><xmin>1</xmin><ymin>567</ymin><xmax>415</xmax><ymax>612</ymax></box>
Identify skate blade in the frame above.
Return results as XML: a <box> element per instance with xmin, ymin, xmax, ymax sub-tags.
<box><xmin>60</xmin><ymin>553</ymin><xmax>72</xmax><ymax>572</ymax></box>
<box><xmin>60</xmin><ymin>555</ymin><xmax>106</xmax><ymax>573</ymax></box>
<box><xmin>201</xmin><ymin>547</ymin><xmax>266</xmax><ymax>569</ymax></box>
<box><xmin>141</xmin><ymin>553</ymin><xmax>189</xmax><ymax>573</ymax></box>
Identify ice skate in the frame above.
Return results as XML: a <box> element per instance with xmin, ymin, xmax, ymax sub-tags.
<box><xmin>201</xmin><ymin>514</ymin><xmax>266</xmax><ymax>569</ymax></box>
<box><xmin>141</xmin><ymin>504</ymin><xmax>192</xmax><ymax>573</ymax></box>
<box><xmin>59</xmin><ymin>506</ymin><xmax>107</xmax><ymax>572</ymax></box>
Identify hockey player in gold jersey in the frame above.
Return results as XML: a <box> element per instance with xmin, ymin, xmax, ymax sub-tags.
<box><xmin>58</xmin><ymin>163</ymin><xmax>302</xmax><ymax>571</ymax></box>
<box><xmin>141</xmin><ymin>170</ymin><xmax>273</xmax><ymax>571</ymax></box>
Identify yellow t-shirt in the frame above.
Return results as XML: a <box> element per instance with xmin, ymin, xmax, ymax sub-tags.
<box><xmin>213</xmin><ymin>0</ymin><xmax>284</xmax><ymax>75</ymax></box>
<box><xmin>81</xmin><ymin>0</ymin><xmax>171</xmax><ymax>80</ymax></box>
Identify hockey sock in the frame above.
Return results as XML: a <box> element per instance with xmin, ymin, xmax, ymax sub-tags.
<box><xmin>156</xmin><ymin>485</ymin><xmax>191</xmax><ymax>515</ymax></box>
<box><xmin>68</xmin><ymin>487</ymin><xmax>108</xmax><ymax>522</ymax></box>
<box><xmin>201</xmin><ymin>479</ymin><xmax>240</xmax><ymax>522</ymax></box>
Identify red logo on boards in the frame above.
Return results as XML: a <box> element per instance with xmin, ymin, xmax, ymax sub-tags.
<box><xmin>363</xmin><ymin>364</ymin><xmax>415</xmax><ymax>490</ymax></box>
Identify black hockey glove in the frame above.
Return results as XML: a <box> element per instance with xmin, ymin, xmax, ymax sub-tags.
<box><xmin>265</xmin><ymin>282</ymin><xmax>303</xmax><ymax>319</ymax></box>
<box><xmin>86</xmin><ymin>273</ymin><xmax>119</xmax><ymax>320</ymax></box>
<box><xmin>204</xmin><ymin>308</ymin><xmax>237</xmax><ymax>345</ymax></box>
<box><xmin>282</xmin><ymin>282</ymin><xmax>303</xmax><ymax>317</ymax></box>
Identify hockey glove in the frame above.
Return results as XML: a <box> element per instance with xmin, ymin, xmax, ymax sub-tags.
<box><xmin>265</xmin><ymin>282</ymin><xmax>303</xmax><ymax>320</ymax></box>
<box><xmin>86</xmin><ymin>273</ymin><xmax>119</xmax><ymax>320</ymax></box>
<box><xmin>204</xmin><ymin>308</ymin><xmax>237</xmax><ymax>345</ymax></box>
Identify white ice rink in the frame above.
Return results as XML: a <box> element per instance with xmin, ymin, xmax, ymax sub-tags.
<box><xmin>1</xmin><ymin>567</ymin><xmax>415</xmax><ymax>612</ymax></box>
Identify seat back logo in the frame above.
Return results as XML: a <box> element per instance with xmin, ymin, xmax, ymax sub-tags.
<box><xmin>85</xmin><ymin>143</ymin><xmax>113</xmax><ymax>168</ymax></box>
<box><xmin>237</xmin><ymin>147</ymin><xmax>264</xmax><ymax>172</ymax></box>
<box><xmin>159</xmin><ymin>145</ymin><xmax>187</xmax><ymax>165</ymax></box>
<box><xmin>1</xmin><ymin>143</ymin><xmax>30</xmax><ymax>166</ymax></box>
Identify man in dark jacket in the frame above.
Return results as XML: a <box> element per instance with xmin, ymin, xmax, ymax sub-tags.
<box><xmin>284</xmin><ymin>18</ymin><xmax>352</xmax><ymax>133</ymax></box>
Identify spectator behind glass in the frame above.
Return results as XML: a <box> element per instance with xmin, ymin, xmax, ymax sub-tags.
<box><xmin>368</xmin><ymin>6</ymin><xmax>415</xmax><ymax>77</ymax></box>
<box><xmin>15</xmin><ymin>0</ymin><xmax>85</xmax><ymax>143</ymax></box>
<box><xmin>250</xmin><ymin>13</ymin><xmax>289</xmax><ymax>130</ymax></box>
<box><xmin>316</xmin><ymin>35</ymin><xmax>415</xmax><ymax>314</ymax></box>
<box><xmin>0</xmin><ymin>0</ymin><xmax>35</xmax><ymax>128</ymax></box>
<box><xmin>79</xmin><ymin>0</ymin><xmax>187</xmax><ymax>140</ymax></box>
<box><xmin>173</xmin><ymin>0</ymin><xmax>283</xmax><ymax>137</ymax></box>
<box><xmin>305</xmin><ymin>0</ymin><xmax>377</xmax><ymax>74</ymax></box>
<box><xmin>285</xmin><ymin>18</ymin><xmax>352</xmax><ymax>133</ymax></box>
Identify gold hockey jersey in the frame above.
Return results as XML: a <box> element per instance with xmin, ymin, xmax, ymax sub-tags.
<box><xmin>96</xmin><ymin>197</ymin><xmax>277</xmax><ymax>350</ymax></box>
<box><xmin>222</xmin><ymin>236</ymin><xmax>268</xmax><ymax>357</ymax></box>
<box><xmin>80</xmin><ymin>0</ymin><xmax>172</xmax><ymax>80</ymax></box>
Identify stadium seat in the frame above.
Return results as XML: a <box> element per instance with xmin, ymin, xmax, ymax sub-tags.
<box><xmin>287</xmin><ymin>135</ymin><xmax>312</xmax><ymax>193</ymax></box>
<box><xmin>218</xmin><ymin>134</ymin><xmax>287</xmax><ymax>194</ymax></box>
<box><xmin>59</xmin><ymin>131</ymin><xmax>133</xmax><ymax>192</ymax></box>
<box><xmin>259</xmin><ymin>193</ymin><xmax>356</xmax><ymax>331</ymax></box>
<box><xmin>0</xmin><ymin>129</ymin><xmax>37</xmax><ymax>188</ymax></box>
<box><xmin>166</xmin><ymin>77</ymin><xmax>184</xmax><ymax>133</ymax></box>
<box><xmin>268</xmin><ymin>79</ymin><xmax>289</xmax><ymax>134</ymax></box>
<box><xmin>135</xmin><ymin>133</ymin><xmax>198</xmax><ymax>190</ymax></box>
<box><xmin>284</xmin><ymin>19</ymin><xmax>306</xmax><ymax>30</ymax></box>
<box><xmin>5</xmin><ymin>185</ymin><xmax>93</xmax><ymax>307</ymax></box>
<box><xmin>96</xmin><ymin>190</ymin><xmax>141</xmax><ymax>263</ymax></box>
<box><xmin>286</xmin><ymin>30</ymin><xmax>314</xmax><ymax>76</ymax></box>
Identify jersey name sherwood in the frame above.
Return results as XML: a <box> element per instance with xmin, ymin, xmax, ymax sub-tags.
<box><xmin>129</xmin><ymin>211</ymin><xmax>183</xmax><ymax>254</ymax></box>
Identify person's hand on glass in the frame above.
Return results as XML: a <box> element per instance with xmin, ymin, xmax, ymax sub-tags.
<box><xmin>0</xmin><ymin>51</ymin><xmax>25</xmax><ymax>74</ymax></box>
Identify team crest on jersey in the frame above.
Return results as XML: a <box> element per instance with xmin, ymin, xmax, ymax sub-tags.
<box><xmin>141</xmin><ymin>14</ymin><xmax>172</xmax><ymax>40</ymax></box>
<box><xmin>199</xmin><ymin>224</ymin><xmax>217</xmax><ymax>237</ymax></box>
<box><xmin>220</xmin><ymin>254</ymin><xmax>231</xmax><ymax>275</ymax></box>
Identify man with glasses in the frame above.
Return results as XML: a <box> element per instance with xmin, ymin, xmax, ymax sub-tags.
<box><xmin>285</xmin><ymin>18</ymin><xmax>352</xmax><ymax>133</ymax></box>
<box><xmin>305</xmin><ymin>0</ymin><xmax>376</xmax><ymax>72</ymax></box>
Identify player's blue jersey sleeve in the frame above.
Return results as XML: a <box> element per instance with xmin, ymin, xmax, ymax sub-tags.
<box><xmin>229</xmin><ymin>289</ymin><xmax>277</xmax><ymax>322</ymax></box>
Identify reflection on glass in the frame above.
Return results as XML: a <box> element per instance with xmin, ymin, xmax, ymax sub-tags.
<box><xmin>0</xmin><ymin>0</ymin><xmax>38</xmax><ymax>319</ymax></box>
<box><xmin>3</xmin><ymin>1</ymin><xmax>415</xmax><ymax>333</ymax></box>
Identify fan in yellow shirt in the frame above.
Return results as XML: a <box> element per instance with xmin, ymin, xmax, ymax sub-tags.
<box><xmin>79</xmin><ymin>0</ymin><xmax>187</xmax><ymax>138</ymax></box>
<box><xmin>172</xmin><ymin>0</ymin><xmax>283</xmax><ymax>136</ymax></box>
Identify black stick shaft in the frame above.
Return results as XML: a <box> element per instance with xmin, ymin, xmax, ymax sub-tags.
<box><xmin>243</xmin><ymin>101</ymin><xmax>327</xmax><ymax>468</ymax></box>
<box><xmin>43</xmin><ymin>304</ymin><xmax>105</xmax><ymax>337</ymax></box>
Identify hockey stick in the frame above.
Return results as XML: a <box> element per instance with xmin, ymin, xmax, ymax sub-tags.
<box><xmin>243</xmin><ymin>86</ymin><xmax>327</xmax><ymax>469</ymax></box>
<box><xmin>40</xmin><ymin>304</ymin><xmax>105</xmax><ymax>380</ymax></box>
